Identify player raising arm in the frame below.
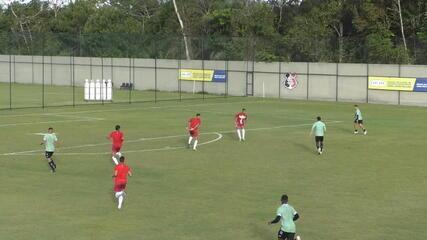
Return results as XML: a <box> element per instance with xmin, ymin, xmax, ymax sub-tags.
<box><xmin>310</xmin><ymin>116</ymin><xmax>326</xmax><ymax>155</ymax></box>
<box><xmin>108</xmin><ymin>125</ymin><xmax>124</xmax><ymax>165</ymax></box>
<box><xmin>113</xmin><ymin>156</ymin><xmax>132</xmax><ymax>210</ymax></box>
<box><xmin>354</xmin><ymin>105</ymin><xmax>367</xmax><ymax>135</ymax></box>
<box><xmin>235</xmin><ymin>108</ymin><xmax>247</xmax><ymax>141</ymax></box>
<box><xmin>41</xmin><ymin>127</ymin><xmax>58</xmax><ymax>173</ymax></box>
<box><xmin>268</xmin><ymin>194</ymin><xmax>300</xmax><ymax>240</ymax></box>
<box><xmin>187</xmin><ymin>113</ymin><xmax>201</xmax><ymax>151</ymax></box>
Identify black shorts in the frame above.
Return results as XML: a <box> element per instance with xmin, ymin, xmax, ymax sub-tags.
<box><xmin>45</xmin><ymin>151</ymin><xmax>54</xmax><ymax>158</ymax></box>
<box><xmin>278</xmin><ymin>230</ymin><xmax>295</xmax><ymax>240</ymax></box>
<box><xmin>315</xmin><ymin>136</ymin><xmax>324</xmax><ymax>142</ymax></box>
<box><xmin>354</xmin><ymin>119</ymin><xmax>363</xmax><ymax>124</ymax></box>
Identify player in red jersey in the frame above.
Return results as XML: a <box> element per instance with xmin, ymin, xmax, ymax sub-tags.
<box><xmin>107</xmin><ymin>125</ymin><xmax>124</xmax><ymax>165</ymax></box>
<box><xmin>187</xmin><ymin>113</ymin><xmax>201</xmax><ymax>151</ymax></box>
<box><xmin>113</xmin><ymin>156</ymin><xmax>132</xmax><ymax>209</ymax></box>
<box><xmin>235</xmin><ymin>108</ymin><xmax>247</xmax><ymax>141</ymax></box>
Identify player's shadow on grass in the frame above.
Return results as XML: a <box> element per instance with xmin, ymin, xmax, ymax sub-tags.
<box><xmin>251</xmin><ymin>223</ymin><xmax>272</xmax><ymax>240</ymax></box>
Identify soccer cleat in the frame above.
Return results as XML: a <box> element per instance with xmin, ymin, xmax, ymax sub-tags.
<box><xmin>354</xmin><ymin>131</ymin><xmax>358</xmax><ymax>134</ymax></box>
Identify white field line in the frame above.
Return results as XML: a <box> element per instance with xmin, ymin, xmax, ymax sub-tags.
<box><xmin>2</xmin><ymin>132</ymin><xmax>223</xmax><ymax>156</ymax></box>
<box><xmin>1</xmin><ymin>120</ymin><xmax>342</xmax><ymax>156</ymax></box>
<box><xmin>0</xmin><ymin>118</ymin><xmax>103</xmax><ymax>128</ymax></box>
<box><xmin>0</xmin><ymin>100</ymin><xmax>264</xmax><ymax>118</ymax></box>
<box><xmin>0</xmin><ymin>114</ymin><xmax>105</xmax><ymax>128</ymax></box>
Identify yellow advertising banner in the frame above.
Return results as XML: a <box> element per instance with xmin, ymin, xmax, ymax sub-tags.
<box><xmin>179</xmin><ymin>69</ymin><xmax>214</xmax><ymax>81</ymax></box>
<box><xmin>368</xmin><ymin>76</ymin><xmax>416</xmax><ymax>91</ymax></box>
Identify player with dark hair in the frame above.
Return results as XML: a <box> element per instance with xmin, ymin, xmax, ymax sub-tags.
<box><xmin>268</xmin><ymin>194</ymin><xmax>300</xmax><ymax>240</ymax></box>
<box><xmin>41</xmin><ymin>127</ymin><xmax>58</xmax><ymax>173</ymax></box>
<box><xmin>108</xmin><ymin>125</ymin><xmax>124</xmax><ymax>165</ymax></box>
<box><xmin>235</xmin><ymin>108</ymin><xmax>247</xmax><ymax>141</ymax></box>
<box><xmin>113</xmin><ymin>156</ymin><xmax>132</xmax><ymax>210</ymax></box>
<box><xmin>354</xmin><ymin>105</ymin><xmax>367</xmax><ymax>135</ymax></box>
<box><xmin>187</xmin><ymin>113</ymin><xmax>201</xmax><ymax>151</ymax></box>
<box><xmin>310</xmin><ymin>116</ymin><xmax>326</xmax><ymax>154</ymax></box>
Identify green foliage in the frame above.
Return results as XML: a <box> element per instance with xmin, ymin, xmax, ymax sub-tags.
<box><xmin>0</xmin><ymin>0</ymin><xmax>426</xmax><ymax>64</ymax></box>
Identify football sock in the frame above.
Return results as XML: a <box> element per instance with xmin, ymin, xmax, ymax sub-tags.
<box><xmin>118</xmin><ymin>195</ymin><xmax>124</xmax><ymax>209</ymax></box>
<box><xmin>188</xmin><ymin>137</ymin><xmax>193</xmax><ymax>145</ymax></box>
<box><xmin>193</xmin><ymin>140</ymin><xmax>198</xmax><ymax>150</ymax></box>
<box><xmin>116</xmin><ymin>152</ymin><xmax>122</xmax><ymax>157</ymax></box>
<box><xmin>242</xmin><ymin>129</ymin><xmax>246</xmax><ymax>140</ymax></box>
<box><xmin>112</xmin><ymin>156</ymin><xmax>118</xmax><ymax>165</ymax></box>
<box><xmin>320</xmin><ymin>142</ymin><xmax>324</xmax><ymax>151</ymax></box>
<box><xmin>48</xmin><ymin>161</ymin><xmax>55</xmax><ymax>172</ymax></box>
<box><xmin>237</xmin><ymin>129</ymin><xmax>242</xmax><ymax>140</ymax></box>
<box><xmin>51</xmin><ymin>160</ymin><xmax>57</xmax><ymax>169</ymax></box>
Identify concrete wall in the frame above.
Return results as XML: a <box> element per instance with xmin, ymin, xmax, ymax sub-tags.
<box><xmin>1</xmin><ymin>54</ymin><xmax>427</xmax><ymax>107</ymax></box>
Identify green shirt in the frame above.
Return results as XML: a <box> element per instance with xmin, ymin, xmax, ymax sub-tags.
<box><xmin>276</xmin><ymin>203</ymin><xmax>298</xmax><ymax>233</ymax></box>
<box><xmin>43</xmin><ymin>133</ymin><xmax>58</xmax><ymax>152</ymax></box>
<box><xmin>312</xmin><ymin>121</ymin><xmax>326</xmax><ymax>136</ymax></box>
<box><xmin>355</xmin><ymin>108</ymin><xmax>363</xmax><ymax>120</ymax></box>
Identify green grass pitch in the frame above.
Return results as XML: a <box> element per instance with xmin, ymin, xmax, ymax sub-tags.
<box><xmin>0</xmin><ymin>96</ymin><xmax>426</xmax><ymax>240</ymax></box>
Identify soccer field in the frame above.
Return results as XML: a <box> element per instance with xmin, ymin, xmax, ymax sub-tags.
<box><xmin>0</xmin><ymin>97</ymin><xmax>426</xmax><ymax>240</ymax></box>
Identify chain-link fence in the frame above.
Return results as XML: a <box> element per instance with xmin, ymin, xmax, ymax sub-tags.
<box><xmin>1</xmin><ymin>32</ymin><xmax>427</xmax><ymax>109</ymax></box>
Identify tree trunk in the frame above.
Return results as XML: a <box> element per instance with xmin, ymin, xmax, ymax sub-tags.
<box><xmin>172</xmin><ymin>0</ymin><xmax>191</xmax><ymax>60</ymax></box>
<box><xmin>338</xmin><ymin>22</ymin><xmax>343</xmax><ymax>63</ymax></box>
<box><xmin>396</xmin><ymin>0</ymin><xmax>407</xmax><ymax>50</ymax></box>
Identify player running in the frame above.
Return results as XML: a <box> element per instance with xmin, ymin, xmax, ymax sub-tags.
<box><xmin>235</xmin><ymin>108</ymin><xmax>247</xmax><ymax>141</ymax></box>
<box><xmin>354</xmin><ymin>105</ymin><xmax>367</xmax><ymax>135</ymax></box>
<box><xmin>40</xmin><ymin>127</ymin><xmax>58</xmax><ymax>173</ymax></box>
<box><xmin>187</xmin><ymin>113</ymin><xmax>201</xmax><ymax>151</ymax></box>
<box><xmin>268</xmin><ymin>194</ymin><xmax>300</xmax><ymax>240</ymax></box>
<box><xmin>113</xmin><ymin>156</ymin><xmax>132</xmax><ymax>210</ymax></box>
<box><xmin>108</xmin><ymin>125</ymin><xmax>124</xmax><ymax>165</ymax></box>
<box><xmin>310</xmin><ymin>116</ymin><xmax>326</xmax><ymax>154</ymax></box>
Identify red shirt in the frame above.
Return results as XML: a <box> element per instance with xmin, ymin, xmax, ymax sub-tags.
<box><xmin>235</xmin><ymin>112</ymin><xmax>247</xmax><ymax>126</ymax></box>
<box><xmin>188</xmin><ymin>117</ymin><xmax>201</xmax><ymax>131</ymax></box>
<box><xmin>109</xmin><ymin>131</ymin><xmax>124</xmax><ymax>146</ymax></box>
<box><xmin>114</xmin><ymin>163</ymin><xmax>131</xmax><ymax>183</ymax></box>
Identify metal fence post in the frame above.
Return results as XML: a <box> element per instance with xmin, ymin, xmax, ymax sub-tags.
<box><xmin>202</xmin><ymin>37</ymin><xmax>205</xmax><ymax>100</ymax></box>
<box><xmin>132</xmin><ymin>58</ymin><xmax>135</xmax><ymax>104</ymax></box>
<box><xmin>336</xmin><ymin>63</ymin><xmax>339</xmax><ymax>102</ymax></box>
<box><xmin>128</xmin><ymin>57</ymin><xmax>132</xmax><ymax>104</ymax></box>
<box><xmin>306</xmin><ymin>62</ymin><xmax>310</xmax><ymax>100</ymax></box>
<box><xmin>101</xmin><ymin>57</ymin><xmax>104</xmax><ymax>105</ymax></box>
<box><xmin>9</xmin><ymin>54</ymin><xmax>12</xmax><ymax>109</ymax></box>
<box><xmin>225</xmin><ymin>59</ymin><xmax>228</xmax><ymax>98</ymax></box>
<box><xmin>42</xmin><ymin>36</ymin><xmax>45</xmax><ymax>108</ymax></box>
<box><xmin>179</xmin><ymin>38</ymin><xmax>182</xmax><ymax>101</ymax></box>
<box><xmin>278</xmin><ymin>62</ymin><xmax>282</xmax><ymax>99</ymax></box>
<box><xmin>72</xmin><ymin>51</ymin><xmax>75</xmax><ymax>107</ymax></box>
<box><xmin>398</xmin><ymin>63</ymin><xmax>401</xmax><ymax>105</ymax></box>
<box><xmin>366</xmin><ymin>64</ymin><xmax>369</xmax><ymax>103</ymax></box>
<box><xmin>155</xmin><ymin>57</ymin><xmax>157</xmax><ymax>103</ymax></box>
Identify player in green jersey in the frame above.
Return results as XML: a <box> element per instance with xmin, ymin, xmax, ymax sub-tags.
<box><xmin>354</xmin><ymin>105</ymin><xmax>367</xmax><ymax>135</ymax></box>
<box><xmin>268</xmin><ymin>194</ymin><xmax>300</xmax><ymax>240</ymax></box>
<box><xmin>41</xmin><ymin>127</ymin><xmax>58</xmax><ymax>173</ymax></box>
<box><xmin>310</xmin><ymin>116</ymin><xmax>326</xmax><ymax>154</ymax></box>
